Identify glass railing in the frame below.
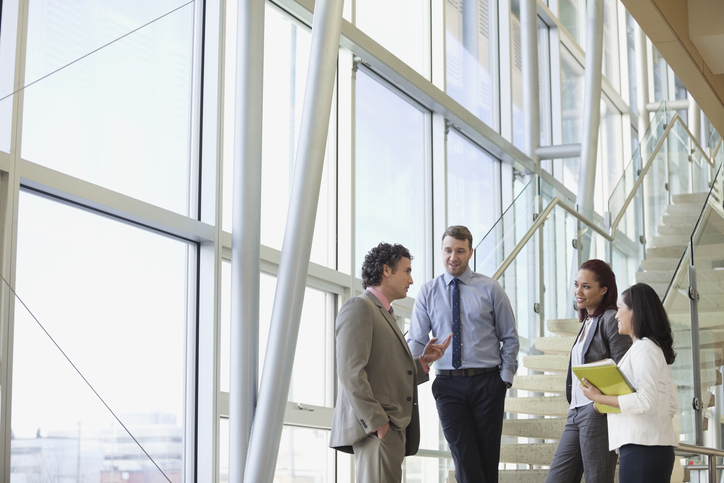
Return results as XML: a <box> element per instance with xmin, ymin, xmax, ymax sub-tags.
<box><xmin>474</xmin><ymin>178</ymin><xmax>536</xmax><ymax>278</ymax></box>
<box><xmin>472</xmin><ymin>104</ymin><xmax>722</xmax><ymax>458</ymax></box>
<box><xmin>664</xmin><ymin>162</ymin><xmax>724</xmax><ymax>451</ymax></box>
<box><xmin>608</xmin><ymin>102</ymin><xmax>671</xmax><ymax>221</ymax></box>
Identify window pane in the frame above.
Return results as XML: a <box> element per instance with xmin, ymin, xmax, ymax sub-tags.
<box><xmin>21</xmin><ymin>1</ymin><xmax>195</xmax><ymax>215</ymax></box>
<box><xmin>222</xmin><ymin>5</ymin><xmax>334</xmax><ymax>268</ymax></box>
<box><xmin>559</xmin><ymin>0</ymin><xmax>585</xmax><ymax>47</ymax></box>
<box><xmin>602</xmin><ymin>0</ymin><xmax>620</xmax><ymax>91</ymax></box>
<box><xmin>447</xmin><ymin>130</ymin><xmax>498</xmax><ymax>242</ymax></box>
<box><xmin>595</xmin><ymin>97</ymin><xmax>622</xmax><ymax>213</ymax></box>
<box><xmin>0</xmin><ymin>0</ymin><xmax>19</xmax><ymax>153</ymax></box>
<box><xmin>221</xmin><ymin>267</ymin><xmax>333</xmax><ymax>406</ymax></box>
<box><xmin>446</xmin><ymin>0</ymin><xmax>497</xmax><ymax>127</ymax></box>
<box><xmin>626</xmin><ymin>11</ymin><xmax>638</xmax><ymax>116</ymax></box>
<box><xmin>355</xmin><ymin>72</ymin><xmax>428</xmax><ymax>296</ymax></box>
<box><xmin>511</xmin><ymin>0</ymin><xmax>524</xmax><ymax>149</ymax></box>
<box><xmin>560</xmin><ymin>47</ymin><xmax>584</xmax><ymax>194</ymax></box>
<box><xmin>219</xmin><ymin>421</ymin><xmax>335</xmax><ymax>483</ymax></box>
<box><xmin>356</xmin><ymin>0</ymin><xmax>430</xmax><ymax>77</ymax></box>
<box><xmin>652</xmin><ymin>45</ymin><xmax>667</xmax><ymax>102</ymax></box>
<box><xmin>12</xmin><ymin>191</ymin><xmax>190</xmax><ymax>482</ymax></box>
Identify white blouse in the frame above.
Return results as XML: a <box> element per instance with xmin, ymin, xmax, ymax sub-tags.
<box><xmin>607</xmin><ymin>337</ymin><xmax>679</xmax><ymax>451</ymax></box>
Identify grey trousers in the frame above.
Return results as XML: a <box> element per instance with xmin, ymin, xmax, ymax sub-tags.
<box><xmin>352</xmin><ymin>425</ymin><xmax>406</xmax><ymax>483</ymax></box>
<box><xmin>545</xmin><ymin>404</ymin><xmax>618</xmax><ymax>483</ymax></box>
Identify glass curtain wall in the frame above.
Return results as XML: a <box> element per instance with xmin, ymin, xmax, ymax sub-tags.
<box><xmin>0</xmin><ymin>0</ymin><xmax>713</xmax><ymax>480</ymax></box>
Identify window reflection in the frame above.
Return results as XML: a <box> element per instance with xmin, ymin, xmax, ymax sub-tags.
<box><xmin>447</xmin><ymin>129</ymin><xmax>498</xmax><ymax>245</ymax></box>
<box><xmin>355</xmin><ymin>71</ymin><xmax>428</xmax><ymax>296</ymax></box>
<box><xmin>21</xmin><ymin>0</ymin><xmax>195</xmax><ymax>215</ymax></box>
<box><xmin>221</xmin><ymin>265</ymin><xmax>332</xmax><ymax>406</ymax></box>
<box><xmin>12</xmin><ymin>191</ymin><xmax>190</xmax><ymax>482</ymax></box>
<box><xmin>560</xmin><ymin>48</ymin><xmax>584</xmax><ymax>194</ymax></box>
<box><xmin>602</xmin><ymin>0</ymin><xmax>620</xmax><ymax>91</ymax></box>
<box><xmin>446</xmin><ymin>0</ymin><xmax>497</xmax><ymax>128</ymax></box>
<box><xmin>219</xmin><ymin>421</ymin><xmax>335</xmax><ymax>483</ymax></box>
<box><xmin>222</xmin><ymin>4</ymin><xmax>334</xmax><ymax>269</ymax></box>
<box><xmin>356</xmin><ymin>0</ymin><xmax>430</xmax><ymax>77</ymax></box>
<box><xmin>595</xmin><ymin>97</ymin><xmax>623</xmax><ymax>214</ymax></box>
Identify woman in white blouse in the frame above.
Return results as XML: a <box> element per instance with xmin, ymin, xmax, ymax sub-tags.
<box><xmin>581</xmin><ymin>283</ymin><xmax>678</xmax><ymax>483</ymax></box>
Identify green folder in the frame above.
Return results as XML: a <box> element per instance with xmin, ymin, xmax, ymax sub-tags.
<box><xmin>571</xmin><ymin>358</ymin><xmax>635</xmax><ymax>414</ymax></box>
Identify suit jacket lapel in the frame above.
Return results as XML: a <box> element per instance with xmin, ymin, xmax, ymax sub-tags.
<box><xmin>362</xmin><ymin>291</ymin><xmax>413</xmax><ymax>358</ymax></box>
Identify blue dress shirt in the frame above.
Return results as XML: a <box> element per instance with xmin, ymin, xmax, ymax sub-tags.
<box><xmin>407</xmin><ymin>267</ymin><xmax>519</xmax><ymax>384</ymax></box>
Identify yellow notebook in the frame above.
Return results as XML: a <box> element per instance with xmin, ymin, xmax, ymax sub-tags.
<box><xmin>571</xmin><ymin>358</ymin><xmax>635</xmax><ymax>414</ymax></box>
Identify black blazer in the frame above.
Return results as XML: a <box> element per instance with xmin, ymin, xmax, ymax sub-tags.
<box><xmin>565</xmin><ymin>308</ymin><xmax>632</xmax><ymax>403</ymax></box>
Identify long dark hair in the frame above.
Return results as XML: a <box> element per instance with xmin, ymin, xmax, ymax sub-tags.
<box><xmin>620</xmin><ymin>283</ymin><xmax>676</xmax><ymax>364</ymax></box>
<box><xmin>577</xmin><ymin>259</ymin><xmax>618</xmax><ymax>322</ymax></box>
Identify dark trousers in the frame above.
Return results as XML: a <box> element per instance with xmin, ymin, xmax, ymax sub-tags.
<box><xmin>432</xmin><ymin>371</ymin><xmax>507</xmax><ymax>483</ymax></box>
<box><xmin>545</xmin><ymin>404</ymin><xmax>617</xmax><ymax>483</ymax></box>
<box><xmin>618</xmin><ymin>444</ymin><xmax>674</xmax><ymax>483</ymax></box>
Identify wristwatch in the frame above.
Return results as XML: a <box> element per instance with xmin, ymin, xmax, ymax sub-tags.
<box><xmin>505</xmin><ymin>381</ymin><xmax>512</xmax><ymax>389</ymax></box>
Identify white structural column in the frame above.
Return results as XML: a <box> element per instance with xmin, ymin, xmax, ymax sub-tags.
<box><xmin>635</xmin><ymin>24</ymin><xmax>649</xmax><ymax>149</ymax></box>
<box><xmin>229</xmin><ymin>0</ymin><xmax>265</xmax><ymax>481</ymax></box>
<box><xmin>521</xmin><ymin>0</ymin><xmax>539</xmax><ymax>164</ymax></box>
<box><xmin>243</xmin><ymin>0</ymin><xmax>344</xmax><ymax>481</ymax></box>
<box><xmin>576</xmin><ymin>0</ymin><xmax>604</xmax><ymax>218</ymax></box>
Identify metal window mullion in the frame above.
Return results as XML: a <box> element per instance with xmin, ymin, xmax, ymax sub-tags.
<box><xmin>1</xmin><ymin>0</ymin><xmax>30</xmax><ymax>479</ymax></box>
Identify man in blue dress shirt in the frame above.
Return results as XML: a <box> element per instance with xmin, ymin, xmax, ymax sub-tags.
<box><xmin>407</xmin><ymin>225</ymin><xmax>519</xmax><ymax>483</ymax></box>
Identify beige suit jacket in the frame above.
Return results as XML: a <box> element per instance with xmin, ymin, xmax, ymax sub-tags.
<box><xmin>330</xmin><ymin>290</ymin><xmax>429</xmax><ymax>455</ymax></box>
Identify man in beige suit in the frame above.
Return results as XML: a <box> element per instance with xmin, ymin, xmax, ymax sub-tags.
<box><xmin>330</xmin><ymin>242</ymin><xmax>451</xmax><ymax>483</ymax></box>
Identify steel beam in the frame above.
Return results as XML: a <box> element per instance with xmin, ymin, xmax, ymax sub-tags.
<box><xmin>243</xmin><ymin>0</ymin><xmax>344</xmax><ymax>480</ymax></box>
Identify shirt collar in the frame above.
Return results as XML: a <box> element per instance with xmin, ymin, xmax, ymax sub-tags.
<box><xmin>366</xmin><ymin>287</ymin><xmax>391</xmax><ymax>311</ymax></box>
<box><xmin>443</xmin><ymin>266</ymin><xmax>473</xmax><ymax>286</ymax></box>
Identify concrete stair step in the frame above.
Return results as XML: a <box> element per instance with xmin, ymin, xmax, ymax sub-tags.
<box><xmin>659</xmin><ymin>224</ymin><xmax>696</xmax><ymax>236</ymax></box>
<box><xmin>535</xmin><ymin>336</ymin><xmax>575</xmax><ymax>355</ymax></box>
<box><xmin>635</xmin><ymin>269</ymin><xmax>673</xmax><ymax>284</ymax></box>
<box><xmin>451</xmin><ymin>461</ymin><xmax>687</xmax><ymax>483</ymax></box>
<box><xmin>650</xmin><ymin>234</ymin><xmax>691</xmax><ymax>247</ymax></box>
<box><xmin>513</xmin><ymin>374</ymin><xmax>567</xmax><ymax>394</ymax></box>
<box><xmin>546</xmin><ymin>318</ymin><xmax>580</xmax><ymax>336</ymax></box>
<box><xmin>673</xmin><ymin>348</ymin><xmax>723</xmax><ymax>370</ymax></box>
<box><xmin>673</xmin><ymin>328</ymin><xmax>724</xmax><ymax>348</ymax></box>
<box><xmin>666</xmin><ymin>202</ymin><xmax>707</xmax><ymax>215</ymax></box>
<box><xmin>499</xmin><ymin>443</ymin><xmax>557</xmax><ymax>465</ymax></box>
<box><xmin>505</xmin><ymin>396</ymin><xmax>569</xmax><ymax>417</ymax></box>
<box><xmin>502</xmin><ymin>417</ymin><xmax>566</xmax><ymax>440</ymax></box>
<box><xmin>674</xmin><ymin>368</ymin><xmax>721</xmax><ymax>388</ymax></box>
<box><xmin>641</xmin><ymin>257</ymin><xmax>679</xmax><ymax>271</ymax></box>
<box><xmin>522</xmin><ymin>355</ymin><xmax>569</xmax><ymax>373</ymax></box>
<box><xmin>663</xmin><ymin>213</ymin><xmax>701</xmax><ymax>226</ymax></box>
<box><xmin>669</xmin><ymin>313</ymin><xmax>724</xmax><ymax>330</ymax></box>
<box><xmin>646</xmin><ymin>245</ymin><xmax>688</xmax><ymax>259</ymax></box>
<box><xmin>673</xmin><ymin>192</ymin><xmax>709</xmax><ymax>204</ymax></box>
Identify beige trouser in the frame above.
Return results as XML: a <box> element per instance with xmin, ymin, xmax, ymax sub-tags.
<box><xmin>352</xmin><ymin>425</ymin><xmax>406</xmax><ymax>483</ymax></box>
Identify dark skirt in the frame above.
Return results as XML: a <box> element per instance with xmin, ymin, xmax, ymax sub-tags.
<box><xmin>618</xmin><ymin>444</ymin><xmax>675</xmax><ymax>483</ymax></box>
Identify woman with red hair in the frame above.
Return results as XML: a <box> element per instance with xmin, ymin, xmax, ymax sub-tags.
<box><xmin>545</xmin><ymin>259</ymin><xmax>632</xmax><ymax>483</ymax></box>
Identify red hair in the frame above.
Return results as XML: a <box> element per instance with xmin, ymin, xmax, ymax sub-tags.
<box><xmin>577</xmin><ymin>259</ymin><xmax>618</xmax><ymax>322</ymax></box>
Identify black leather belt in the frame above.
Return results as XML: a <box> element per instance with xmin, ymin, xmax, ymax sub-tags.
<box><xmin>436</xmin><ymin>367</ymin><xmax>499</xmax><ymax>377</ymax></box>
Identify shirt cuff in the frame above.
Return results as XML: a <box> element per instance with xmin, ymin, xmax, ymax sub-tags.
<box><xmin>418</xmin><ymin>356</ymin><xmax>430</xmax><ymax>373</ymax></box>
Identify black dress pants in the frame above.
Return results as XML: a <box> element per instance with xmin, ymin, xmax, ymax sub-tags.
<box><xmin>432</xmin><ymin>370</ymin><xmax>507</xmax><ymax>483</ymax></box>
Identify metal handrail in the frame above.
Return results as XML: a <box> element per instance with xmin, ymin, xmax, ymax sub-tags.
<box><xmin>491</xmin><ymin>197</ymin><xmax>610</xmax><ymax>279</ymax></box>
<box><xmin>609</xmin><ymin>113</ymin><xmax>711</xmax><ymax>235</ymax></box>
<box><xmin>677</xmin><ymin>443</ymin><xmax>724</xmax><ymax>483</ymax></box>
<box><xmin>490</xmin><ymin>113</ymin><xmax>713</xmax><ymax>282</ymax></box>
